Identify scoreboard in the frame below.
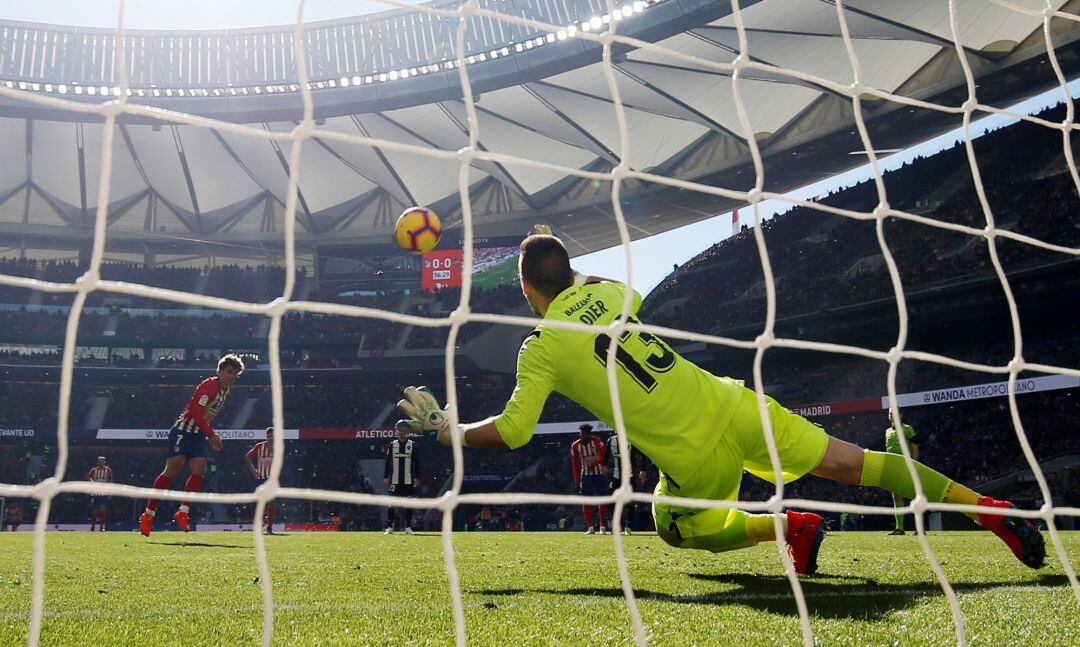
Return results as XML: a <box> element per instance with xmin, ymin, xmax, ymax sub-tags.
<box><xmin>421</xmin><ymin>249</ymin><xmax>463</xmax><ymax>290</ymax></box>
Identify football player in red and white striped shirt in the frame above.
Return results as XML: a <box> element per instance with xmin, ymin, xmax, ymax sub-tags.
<box><xmin>139</xmin><ymin>354</ymin><xmax>244</xmax><ymax>537</ymax></box>
<box><xmin>87</xmin><ymin>456</ymin><xmax>114</xmax><ymax>531</ymax></box>
<box><xmin>245</xmin><ymin>427</ymin><xmax>276</xmax><ymax>534</ymax></box>
<box><xmin>570</xmin><ymin>423</ymin><xmax>609</xmax><ymax>534</ymax></box>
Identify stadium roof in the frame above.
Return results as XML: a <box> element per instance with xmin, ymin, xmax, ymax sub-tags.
<box><xmin>0</xmin><ymin>0</ymin><xmax>1076</xmax><ymax>262</ymax></box>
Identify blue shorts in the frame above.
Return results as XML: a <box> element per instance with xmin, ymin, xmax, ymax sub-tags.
<box><xmin>167</xmin><ymin>426</ymin><xmax>209</xmax><ymax>459</ymax></box>
<box><xmin>580</xmin><ymin>474</ymin><xmax>607</xmax><ymax>497</ymax></box>
<box><xmin>89</xmin><ymin>496</ymin><xmax>107</xmax><ymax>509</ymax></box>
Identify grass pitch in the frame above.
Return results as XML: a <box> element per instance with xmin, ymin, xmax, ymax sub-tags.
<box><xmin>0</xmin><ymin>530</ymin><xmax>1077</xmax><ymax>645</ymax></box>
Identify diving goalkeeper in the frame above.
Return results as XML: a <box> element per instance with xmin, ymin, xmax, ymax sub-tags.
<box><xmin>396</xmin><ymin>234</ymin><xmax>1045</xmax><ymax>574</ymax></box>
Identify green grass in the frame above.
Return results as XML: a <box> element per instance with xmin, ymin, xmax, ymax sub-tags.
<box><xmin>0</xmin><ymin>530</ymin><xmax>1077</xmax><ymax>645</ymax></box>
<box><xmin>472</xmin><ymin>256</ymin><xmax>518</xmax><ymax>290</ymax></box>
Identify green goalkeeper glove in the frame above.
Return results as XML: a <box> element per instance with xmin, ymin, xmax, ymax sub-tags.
<box><xmin>395</xmin><ymin>386</ymin><xmax>464</xmax><ymax>446</ymax></box>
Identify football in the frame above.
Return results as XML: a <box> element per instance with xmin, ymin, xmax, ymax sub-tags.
<box><xmin>394</xmin><ymin>206</ymin><xmax>442</xmax><ymax>253</ymax></box>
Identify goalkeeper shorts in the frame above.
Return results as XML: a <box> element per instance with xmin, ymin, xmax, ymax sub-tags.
<box><xmin>653</xmin><ymin>387</ymin><xmax>829</xmax><ymax>536</ymax></box>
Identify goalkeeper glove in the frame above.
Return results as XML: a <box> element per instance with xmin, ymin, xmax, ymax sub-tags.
<box><xmin>396</xmin><ymin>386</ymin><xmax>465</xmax><ymax>446</ymax></box>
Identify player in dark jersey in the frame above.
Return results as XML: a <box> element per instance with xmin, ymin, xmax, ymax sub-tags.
<box><xmin>604</xmin><ymin>431</ymin><xmax>646</xmax><ymax>535</ymax></box>
<box><xmin>139</xmin><ymin>354</ymin><xmax>244</xmax><ymax>537</ymax></box>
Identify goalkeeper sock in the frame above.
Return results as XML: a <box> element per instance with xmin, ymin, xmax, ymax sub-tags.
<box><xmin>745</xmin><ymin>514</ymin><xmax>779</xmax><ymax>543</ymax></box>
<box><xmin>943</xmin><ymin>482</ymin><xmax>983</xmax><ymax>523</ymax></box>
<box><xmin>859</xmin><ymin>450</ymin><xmax>951</xmax><ymax>501</ymax></box>
<box><xmin>146</xmin><ymin>473</ymin><xmax>172</xmax><ymax>512</ymax></box>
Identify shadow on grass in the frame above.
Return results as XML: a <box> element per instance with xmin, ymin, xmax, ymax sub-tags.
<box><xmin>472</xmin><ymin>573</ymin><xmax>1070</xmax><ymax>620</ymax></box>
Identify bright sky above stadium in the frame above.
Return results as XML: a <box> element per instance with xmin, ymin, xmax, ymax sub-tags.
<box><xmin>5</xmin><ymin>2</ymin><xmax>1079</xmax><ymax>296</ymax></box>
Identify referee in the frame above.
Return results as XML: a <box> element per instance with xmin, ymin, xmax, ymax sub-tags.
<box><xmin>384</xmin><ymin>427</ymin><xmax>421</xmax><ymax>535</ymax></box>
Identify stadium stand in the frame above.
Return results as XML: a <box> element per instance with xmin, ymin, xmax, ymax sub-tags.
<box><xmin>0</xmin><ymin>105</ymin><xmax>1076</xmax><ymax>533</ymax></box>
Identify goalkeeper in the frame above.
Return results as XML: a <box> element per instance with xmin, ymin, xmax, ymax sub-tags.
<box><xmin>397</xmin><ymin>234</ymin><xmax>1045</xmax><ymax>574</ymax></box>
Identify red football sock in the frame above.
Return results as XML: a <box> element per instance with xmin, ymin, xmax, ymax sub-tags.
<box><xmin>582</xmin><ymin>506</ymin><xmax>594</xmax><ymax>528</ymax></box>
<box><xmin>265</xmin><ymin>503</ymin><xmax>276</xmax><ymax>527</ymax></box>
<box><xmin>181</xmin><ymin>474</ymin><xmax>204</xmax><ymax>509</ymax></box>
<box><xmin>146</xmin><ymin>473</ymin><xmax>172</xmax><ymax>512</ymax></box>
<box><xmin>598</xmin><ymin>506</ymin><xmax>608</xmax><ymax>528</ymax></box>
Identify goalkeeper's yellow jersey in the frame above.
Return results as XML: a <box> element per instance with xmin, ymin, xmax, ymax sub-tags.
<box><xmin>493</xmin><ymin>281</ymin><xmax>742</xmax><ymax>485</ymax></box>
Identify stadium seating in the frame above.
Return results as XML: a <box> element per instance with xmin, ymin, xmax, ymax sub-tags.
<box><xmin>0</xmin><ymin>105</ymin><xmax>1076</xmax><ymax>530</ymax></box>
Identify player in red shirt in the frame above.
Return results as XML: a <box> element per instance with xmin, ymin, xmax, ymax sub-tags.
<box><xmin>139</xmin><ymin>354</ymin><xmax>244</xmax><ymax>537</ymax></box>
<box><xmin>245</xmin><ymin>427</ymin><xmax>276</xmax><ymax>534</ymax></box>
<box><xmin>87</xmin><ymin>456</ymin><xmax>114</xmax><ymax>531</ymax></box>
<box><xmin>571</xmin><ymin>423</ymin><xmax>609</xmax><ymax>534</ymax></box>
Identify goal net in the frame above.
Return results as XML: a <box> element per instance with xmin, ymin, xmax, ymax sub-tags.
<box><xmin>0</xmin><ymin>0</ymin><xmax>1078</xmax><ymax>645</ymax></box>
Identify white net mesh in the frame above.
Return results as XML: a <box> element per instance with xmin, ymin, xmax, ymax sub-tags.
<box><xmin>0</xmin><ymin>0</ymin><xmax>1077</xmax><ymax>645</ymax></box>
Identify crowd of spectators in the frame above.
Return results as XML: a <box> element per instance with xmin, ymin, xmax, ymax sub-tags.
<box><xmin>1</xmin><ymin>105</ymin><xmax>1077</xmax><ymax>531</ymax></box>
<box><xmin>0</xmin><ymin>282</ymin><xmax>525</xmax><ymax>363</ymax></box>
<box><xmin>0</xmin><ymin>260</ymin><xmax>302</xmax><ymax>308</ymax></box>
<box><xmin>1</xmin><ymin>378</ymin><xmax>1075</xmax><ymax>528</ymax></box>
<box><xmin>644</xmin><ymin>103</ymin><xmax>1080</xmax><ymax>337</ymax></box>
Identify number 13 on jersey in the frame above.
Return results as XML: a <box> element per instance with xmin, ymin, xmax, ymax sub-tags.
<box><xmin>593</xmin><ymin>317</ymin><xmax>676</xmax><ymax>393</ymax></box>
